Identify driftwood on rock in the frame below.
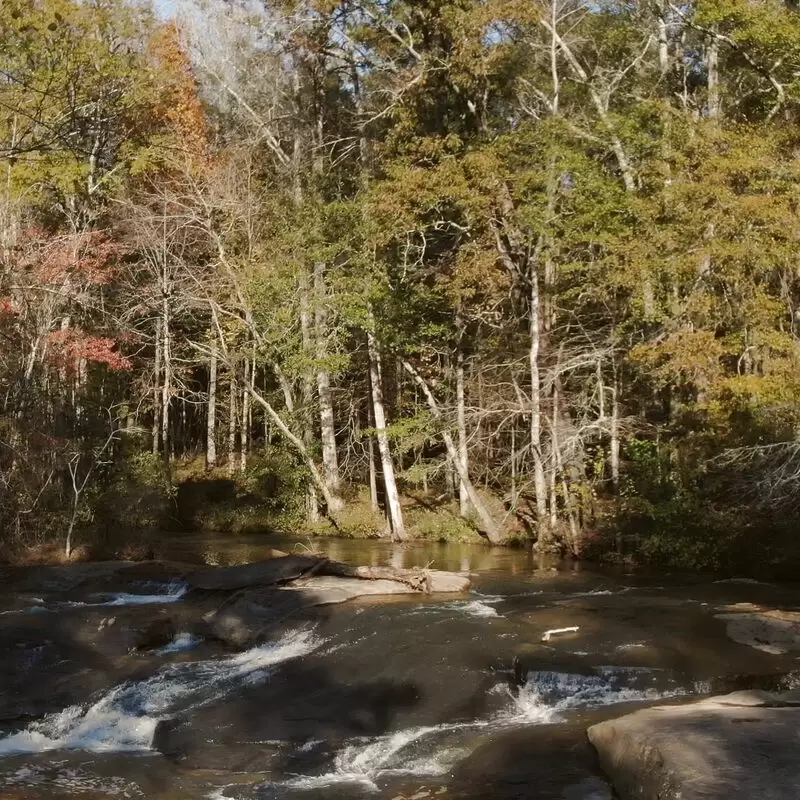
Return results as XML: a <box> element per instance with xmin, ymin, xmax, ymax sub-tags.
<box><xmin>188</xmin><ymin>554</ymin><xmax>471</xmax><ymax>597</ymax></box>
<box><xmin>317</xmin><ymin>561</ymin><xmax>430</xmax><ymax>592</ymax></box>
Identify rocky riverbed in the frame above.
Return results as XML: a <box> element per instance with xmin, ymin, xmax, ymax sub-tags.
<box><xmin>2</xmin><ymin>537</ymin><xmax>800</xmax><ymax>799</ymax></box>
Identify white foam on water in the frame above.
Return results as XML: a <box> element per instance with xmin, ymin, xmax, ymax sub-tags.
<box><xmin>279</xmin><ymin>723</ymin><xmax>478</xmax><ymax>792</ymax></box>
<box><xmin>268</xmin><ymin>663</ymin><xmax>691</xmax><ymax>793</ymax></box>
<box><xmin>97</xmin><ymin>581</ymin><xmax>188</xmax><ymax>606</ymax></box>
<box><xmin>0</xmin><ymin>628</ymin><xmax>322</xmax><ymax>756</ymax></box>
<box><xmin>155</xmin><ymin>632</ymin><xmax>202</xmax><ymax>655</ymax></box>
<box><xmin>57</xmin><ymin>581</ymin><xmax>188</xmax><ymax>610</ymax></box>
<box><xmin>502</xmin><ymin>666</ymin><xmax>687</xmax><ymax>725</ymax></box>
<box><xmin>459</xmin><ymin>600</ymin><xmax>501</xmax><ymax>618</ymax></box>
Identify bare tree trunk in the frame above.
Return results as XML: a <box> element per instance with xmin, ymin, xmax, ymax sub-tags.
<box><xmin>228</xmin><ymin>368</ymin><xmax>237</xmax><ymax>477</ymax></box>
<box><xmin>367</xmin><ymin>395</ymin><xmax>380</xmax><ymax>513</ymax></box>
<box><xmin>161</xmin><ymin>293</ymin><xmax>171</xmax><ymax>462</ymax></box>
<box><xmin>611</xmin><ymin>373</ymin><xmax>622</xmax><ymax>555</ymax></box>
<box><xmin>706</xmin><ymin>35</ymin><xmax>720</xmax><ymax>119</ymax></box>
<box><xmin>315</xmin><ymin>260</ymin><xmax>343</xmax><ymax>511</ymax></box>
<box><xmin>530</xmin><ymin>263</ymin><xmax>551</xmax><ymax>546</ymax></box>
<box><xmin>549</xmin><ymin>388</ymin><xmax>559</xmax><ymax>533</ymax></box>
<box><xmin>510</xmin><ymin>424</ymin><xmax>518</xmax><ymax>508</ymax></box>
<box><xmin>207</xmin><ymin>346</ymin><xmax>217</xmax><ymax>469</ymax></box>
<box><xmin>657</xmin><ymin>3</ymin><xmax>670</xmax><ymax>76</ymax></box>
<box><xmin>240</xmin><ymin>357</ymin><xmax>250</xmax><ymax>472</ymax></box>
<box><xmin>300</xmin><ymin>278</ymin><xmax>319</xmax><ymax>523</ymax></box>
<box><xmin>368</xmin><ymin>332</ymin><xmax>407</xmax><ymax>541</ymax></box>
<box><xmin>401</xmin><ymin>360</ymin><xmax>504</xmax><ymax>544</ymax></box>
<box><xmin>456</xmin><ymin>336</ymin><xmax>471</xmax><ymax>518</ymax></box>
<box><xmin>152</xmin><ymin>322</ymin><xmax>161</xmax><ymax>455</ymax></box>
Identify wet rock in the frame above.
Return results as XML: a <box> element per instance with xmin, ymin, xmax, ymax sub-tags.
<box><xmin>287</xmin><ymin>576</ymin><xmax>422</xmax><ymax>605</ymax></box>
<box><xmin>588</xmin><ymin>693</ymin><xmax>800</xmax><ymax>800</ymax></box>
<box><xmin>427</xmin><ymin>571</ymin><xmax>471</xmax><ymax>593</ymax></box>
<box><xmin>132</xmin><ymin>615</ymin><xmax>176</xmax><ymax>650</ymax></box>
<box><xmin>451</xmin><ymin>723</ymin><xmax>612</xmax><ymax>800</ymax></box>
<box><xmin>186</xmin><ymin>555</ymin><xmax>323</xmax><ymax>592</ymax></box>
<box><xmin>716</xmin><ymin>609</ymin><xmax>800</xmax><ymax>654</ymax></box>
<box><xmin>206</xmin><ymin>590</ymin><xmax>312</xmax><ymax>648</ymax></box>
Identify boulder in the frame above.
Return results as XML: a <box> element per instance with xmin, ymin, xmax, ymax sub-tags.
<box><xmin>588</xmin><ymin>693</ymin><xmax>800</xmax><ymax>800</ymax></box>
<box><xmin>287</xmin><ymin>576</ymin><xmax>420</xmax><ymax>605</ymax></box>
<box><xmin>428</xmin><ymin>571</ymin><xmax>472</xmax><ymax>593</ymax></box>
<box><xmin>186</xmin><ymin>555</ymin><xmax>323</xmax><ymax>592</ymax></box>
<box><xmin>206</xmin><ymin>590</ymin><xmax>312</xmax><ymax>648</ymax></box>
<box><xmin>716</xmin><ymin>609</ymin><xmax>800</xmax><ymax>655</ymax></box>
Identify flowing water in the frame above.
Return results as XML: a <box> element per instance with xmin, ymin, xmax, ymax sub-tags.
<box><xmin>1</xmin><ymin>534</ymin><xmax>800</xmax><ymax>800</ymax></box>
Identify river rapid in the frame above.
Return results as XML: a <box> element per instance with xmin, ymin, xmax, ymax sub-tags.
<box><xmin>1</xmin><ymin>534</ymin><xmax>799</xmax><ymax>800</ymax></box>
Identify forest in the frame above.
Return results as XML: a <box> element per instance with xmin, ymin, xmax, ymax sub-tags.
<box><xmin>1</xmin><ymin>0</ymin><xmax>800</xmax><ymax>571</ymax></box>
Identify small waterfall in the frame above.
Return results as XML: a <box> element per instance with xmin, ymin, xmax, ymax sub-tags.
<box><xmin>0</xmin><ymin>629</ymin><xmax>322</xmax><ymax>756</ymax></box>
<box><xmin>504</xmin><ymin>666</ymin><xmax>689</xmax><ymax>724</ymax></box>
<box><xmin>278</xmin><ymin>723</ymin><xmax>477</xmax><ymax>792</ymax></box>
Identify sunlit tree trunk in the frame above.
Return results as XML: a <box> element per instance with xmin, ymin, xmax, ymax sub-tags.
<box><xmin>240</xmin><ymin>356</ymin><xmax>250</xmax><ymax>472</ymax></box>
<box><xmin>367</xmin><ymin>331</ymin><xmax>407</xmax><ymax>541</ymax></box>
<box><xmin>456</xmin><ymin>335</ymin><xmax>471</xmax><ymax>518</ymax></box>
<box><xmin>152</xmin><ymin>322</ymin><xmax>162</xmax><ymax>455</ymax></box>
<box><xmin>530</xmin><ymin>260</ymin><xmax>550</xmax><ymax>545</ymax></box>
<box><xmin>160</xmin><ymin>276</ymin><xmax>172</xmax><ymax>462</ymax></box>
<box><xmin>228</xmin><ymin>368</ymin><xmax>237</xmax><ymax>477</ymax></box>
<box><xmin>207</xmin><ymin>346</ymin><xmax>217</xmax><ymax>469</ymax></box>
<box><xmin>315</xmin><ymin>260</ymin><xmax>343</xmax><ymax>511</ymax></box>
<box><xmin>401</xmin><ymin>360</ymin><xmax>503</xmax><ymax>544</ymax></box>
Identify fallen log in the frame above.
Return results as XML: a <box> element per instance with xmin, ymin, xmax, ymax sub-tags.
<box><xmin>316</xmin><ymin>562</ymin><xmax>470</xmax><ymax>594</ymax></box>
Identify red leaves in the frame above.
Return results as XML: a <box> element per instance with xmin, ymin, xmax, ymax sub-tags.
<box><xmin>15</xmin><ymin>229</ymin><xmax>125</xmax><ymax>285</ymax></box>
<box><xmin>45</xmin><ymin>329</ymin><xmax>132</xmax><ymax>373</ymax></box>
<box><xmin>0</xmin><ymin>298</ymin><xmax>17</xmax><ymax>317</ymax></box>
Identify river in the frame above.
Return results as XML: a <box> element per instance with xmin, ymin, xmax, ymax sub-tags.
<box><xmin>1</xmin><ymin>533</ymin><xmax>799</xmax><ymax>799</ymax></box>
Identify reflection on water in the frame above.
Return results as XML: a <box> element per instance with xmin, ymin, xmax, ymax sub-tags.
<box><xmin>154</xmin><ymin>530</ymin><xmax>564</xmax><ymax>576</ymax></box>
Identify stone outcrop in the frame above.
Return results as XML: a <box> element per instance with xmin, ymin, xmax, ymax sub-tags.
<box><xmin>186</xmin><ymin>555</ymin><xmax>323</xmax><ymax>592</ymax></box>
<box><xmin>186</xmin><ymin>555</ymin><xmax>471</xmax><ymax>596</ymax></box>
<box><xmin>192</xmin><ymin>554</ymin><xmax>471</xmax><ymax>648</ymax></box>
<box><xmin>716</xmin><ymin>607</ymin><xmax>800</xmax><ymax>655</ymax></box>
<box><xmin>588</xmin><ymin>692</ymin><xmax>800</xmax><ymax>800</ymax></box>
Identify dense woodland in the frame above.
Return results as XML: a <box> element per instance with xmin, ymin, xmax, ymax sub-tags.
<box><xmin>2</xmin><ymin>0</ymin><xmax>800</xmax><ymax>569</ymax></box>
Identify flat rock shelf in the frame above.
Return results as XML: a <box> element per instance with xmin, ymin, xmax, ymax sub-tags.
<box><xmin>588</xmin><ymin>691</ymin><xmax>800</xmax><ymax>800</ymax></box>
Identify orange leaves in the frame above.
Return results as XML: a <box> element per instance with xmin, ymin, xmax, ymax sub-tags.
<box><xmin>148</xmin><ymin>22</ymin><xmax>210</xmax><ymax>172</ymax></box>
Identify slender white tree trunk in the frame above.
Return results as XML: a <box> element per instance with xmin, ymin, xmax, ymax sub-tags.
<box><xmin>315</xmin><ymin>260</ymin><xmax>343</xmax><ymax>511</ymax></box>
<box><xmin>367</xmin><ymin>332</ymin><xmax>407</xmax><ymax>541</ymax></box>
<box><xmin>207</xmin><ymin>346</ymin><xmax>217</xmax><ymax>469</ymax></box>
<box><xmin>228</xmin><ymin>368</ymin><xmax>237</xmax><ymax>477</ymax></box>
<box><xmin>240</xmin><ymin>357</ymin><xmax>250</xmax><ymax>472</ymax></box>
<box><xmin>152</xmin><ymin>322</ymin><xmax>161</xmax><ymax>455</ymax></box>
<box><xmin>529</xmin><ymin>265</ymin><xmax>550</xmax><ymax>545</ymax></box>
<box><xmin>367</xmin><ymin>400</ymin><xmax>380</xmax><ymax>513</ymax></box>
<box><xmin>160</xmin><ymin>290</ymin><xmax>171</xmax><ymax>461</ymax></box>
<box><xmin>298</xmin><ymin>275</ymin><xmax>319</xmax><ymax>521</ymax></box>
<box><xmin>510</xmin><ymin>424</ymin><xmax>518</xmax><ymax>508</ymax></box>
<box><xmin>456</xmin><ymin>340</ymin><xmax>471</xmax><ymax>518</ymax></box>
<box><xmin>706</xmin><ymin>36</ymin><xmax>720</xmax><ymax>119</ymax></box>
<box><xmin>401</xmin><ymin>360</ymin><xmax>504</xmax><ymax>544</ymax></box>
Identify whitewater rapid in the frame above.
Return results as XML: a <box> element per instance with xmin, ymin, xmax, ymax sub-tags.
<box><xmin>0</xmin><ymin>629</ymin><xmax>322</xmax><ymax>756</ymax></box>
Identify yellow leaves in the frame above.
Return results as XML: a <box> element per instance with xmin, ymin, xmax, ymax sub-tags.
<box><xmin>631</xmin><ymin>330</ymin><xmax>725</xmax><ymax>393</ymax></box>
